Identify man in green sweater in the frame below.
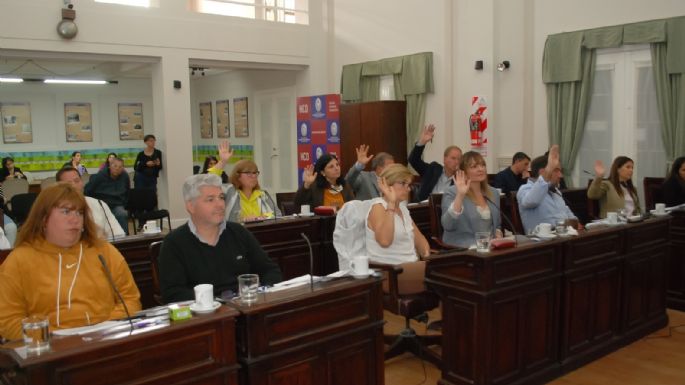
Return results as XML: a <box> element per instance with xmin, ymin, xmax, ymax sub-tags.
<box><xmin>158</xmin><ymin>174</ymin><xmax>282</xmax><ymax>303</ymax></box>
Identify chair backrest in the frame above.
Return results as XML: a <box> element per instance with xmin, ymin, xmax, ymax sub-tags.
<box><xmin>148</xmin><ymin>240</ymin><xmax>163</xmax><ymax>304</ymax></box>
<box><xmin>127</xmin><ymin>188</ymin><xmax>157</xmax><ymax>212</ymax></box>
<box><xmin>2</xmin><ymin>178</ymin><xmax>29</xmax><ymax>204</ymax></box>
<box><xmin>276</xmin><ymin>191</ymin><xmax>297</xmax><ymax>215</ymax></box>
<box><xmin>333</xmin><ymin>199</ymin><xmax>372</xmax><ymax>271</ymax></box>
<box><xmin>643</xmin><ymin>177</ymin><xmax>665</xmax><ymax>211</ymax></box>
<box><xmin>9</xmin><ymin>193</ymin><xmax>38</xmax><ymax>226</ymax></box>
<box><xmin>41</xmin><ymin>177</ymin><xmax>57</xmax><ymax>190</ymax></box>
<box><xmin>428</xmin><ymin>193</ymin><xmax>444</xmax><ymax>240</ymax></box>
<box><xmin>585</xmin><ymin>179</ymin><xmax>600</xmax><ymax>220</ymax></box>
<box><xmin>193</xmin><ymin>165</ymin><xmax>201</xmax><ymax>175</ymax></box>
<box><xmin>507</xmin><ymin>191</ymin><xmax>525</xmax><ymax>235</ymax></box>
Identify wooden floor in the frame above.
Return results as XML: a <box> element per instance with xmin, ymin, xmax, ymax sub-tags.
<box><xmin>384</xmin><ymin>309</ymin><xmax>685</xmax><ymax>385</ymax></box>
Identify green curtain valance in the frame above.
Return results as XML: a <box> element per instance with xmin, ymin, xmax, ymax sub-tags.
<box><xmin>543</xmin><ymin>16</ymin><xmax>685</xmax><ymax>83</ymax></box>
<box><xmin>340</xmin><ymin>52</ymin><xmax>433</xmax><ymax>101</ymax></box>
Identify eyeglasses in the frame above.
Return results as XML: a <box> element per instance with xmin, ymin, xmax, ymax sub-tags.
<box><xmin>239</xmin><ymin>171</ymin><xmax>260</xmax><ymax>176</ymax></box>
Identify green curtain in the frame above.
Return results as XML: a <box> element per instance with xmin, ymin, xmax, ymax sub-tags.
<box><xmin>651</xmin><ymin>43</ymin><xmax>685</xmax><ymax>160</ymax></box>
<box><xmin>546</xmin><ymin>48</ymin><xmax>596</xmax><ymax>183</ymax></box>
<box><xmin>340</xmin><ymin>52</ymin><xmax>433</xmax><ymax>152</ymax></box>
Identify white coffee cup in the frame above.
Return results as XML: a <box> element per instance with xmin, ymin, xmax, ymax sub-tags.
<box><xmin>350</xmin><ymin>256</ymin><xmax>369</xmax><ymax>276</ymax></box>
<box><xmin>606</xmin><ymin>212</ymin><xmax>618</xmax><ymax>224</ymax></box>
<box><xmin>534</xmin><ymin>223</ymin><xmax>553</xmax><ymax>235</ymax></box>
<box><xmin>655</xmin><ymin>203</ymin><xmax>666</xmax><ymax>214</ymax></box>
<box><xmin>194</xmin><ymin>284</ymin><xmax>214</xmax><ymax>309</ymax></box>
<box><xmin>300</xmin><ymin>204</ymin><xmax>311</xmax><ymax>215</ymax></box>
<box><xmin>143</xmin><ymin>220</ymin><xmax>159</xmax><ymax>233</ymax></box>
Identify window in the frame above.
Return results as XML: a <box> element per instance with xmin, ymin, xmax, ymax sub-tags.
<box><xmin>574</xmin><ymin>46</ymin><xmax>666</xmax><ymax>207</ymax></box>
<box><xmin>192</xmin><ymin>0</ymin><xmax>308</xmax><ymax>25</ymax></box>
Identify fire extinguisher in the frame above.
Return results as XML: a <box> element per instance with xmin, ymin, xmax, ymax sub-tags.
<box><xmin>469</xmin><ymin>112</ymin><xmax>483</xmax><ymax>146</ymax></box>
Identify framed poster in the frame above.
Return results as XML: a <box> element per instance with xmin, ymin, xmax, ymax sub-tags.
<box><xmin>234</xmin><ymin>97</ymin><xmax>249</xmax><ymax>137</ymax></box>
<box><xmin>1</xmin><ymin>102</ymin><xmax>32</xmax><ymax>143</ymax></box>
<box><xmin>216</xmin><ymin>100</ymin><xmax>230</xmax><ymax>138</ymax></box>
<box><xmin>118</xmin><ymin>102</ymin><xmax>144</xmax><ymax>140</ymax></box>
<box><xmin>200</xmin><ymin>102</ymin><xmax>213</xmax><ymax>139</ymax></box>
<box><xmin>64</xmin><ymin>103</ymin><xmax>93</xmax><ymax>142</ymax></box>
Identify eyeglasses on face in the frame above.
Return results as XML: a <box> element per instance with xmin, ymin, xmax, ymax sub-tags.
<box><xmin>239</xmin><ymin>171</ymin><xmax>260</xmax><ymax>176</ymax></box>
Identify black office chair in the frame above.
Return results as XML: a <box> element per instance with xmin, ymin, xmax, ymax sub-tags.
<box><xmin>7</xmin><ymin>193</ymin><xmax>38</xmax><ymax>226</ymax></box>
<box><xmin>148</xmin><ymin>241</ymin><xmax>164</xmax><ymax>305</ymax></box>
<box><xmin>276</xmin><ymin>192</ymin><xmax>298</xmax><ymax>215</ymax></box>
<box><xmin>126</xmin><ymin>189</ymin><xmax>171</xmax><ymax>234</ymax></box>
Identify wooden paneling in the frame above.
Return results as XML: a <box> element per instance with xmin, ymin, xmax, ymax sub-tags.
<box><xmin>667</xmin><ymin>210</ymin><xmax>685</xmax><ymax>310</ymax></box>
<box><xmin>427</xmin><ymin>217</ymin><xmax>670</xmax><ymax>385</ymax></box>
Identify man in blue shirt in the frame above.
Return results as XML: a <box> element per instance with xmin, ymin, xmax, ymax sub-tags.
<box><xmin>517</xmin><ymin>145</ymin><xmax>577</xmax><ymax>234</ymax></box>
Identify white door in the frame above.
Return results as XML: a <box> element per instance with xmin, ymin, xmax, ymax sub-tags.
<box><xmin>254</xmin><ymin>87</ymin><xmax>297</xmax><ymax>193</ymax></box>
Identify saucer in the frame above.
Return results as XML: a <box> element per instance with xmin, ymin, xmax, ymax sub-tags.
<box><xmin>189</xmin><ymin>301</ymin><xmax>221</xmax><ymax>314</ymax></box>
<box><xmin>298</xmin><ymin>213</ymin><xmax>315</xmax><ymax>217</ymax></box>
<box><xmin>350</xmin><ymin>269</ymin><xmax>374</xmax><ymax>279</ymax></box>
<box><xmin>650</xmin><ymin>210</ymin><xmax>669</xmax><ymax>217</ymax></box>
<box><xmin>143</xmin><ymin>229</ymin><xmax>162</xmax><ymax>235</ymax></box>
<box><xmin>533</xmin><ymin>232</ymin><xmax>556</xmax><ymax>240</ymax></box>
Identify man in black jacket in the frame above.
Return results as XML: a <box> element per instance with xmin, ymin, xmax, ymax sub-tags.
<box><xmin>492</xmin><ymin>152</ymin><xmax>530</xmax><ymax>194</ymax></box>
<box><xmin>408</xmin><ymin>124</ymin><xmax>462</xmax><ymax>202</ymax></box>
<box><xmin>158</xmin><ymin>174</ymin><xmax>282</xmax><ymax>303</ymax></box>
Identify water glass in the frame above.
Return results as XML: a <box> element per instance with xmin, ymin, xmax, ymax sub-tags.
<box><xmin>22</xmin><ymin>315</ymin><xmax>50</xmax><ymax>354</ymax></box>
<box><xmin>238</xmin><ymin>274</ymin><xmax>259</xmax><ymax>304</ymax></box>
<box><xmin>556</xmin><ymin>220</ymin><xmax>568</xmax><ymax>235</ymax></box>
<box><xmin>475</xmin><ymin>232</ymin><xmax>491</xmax><ymax>253</ymax></box>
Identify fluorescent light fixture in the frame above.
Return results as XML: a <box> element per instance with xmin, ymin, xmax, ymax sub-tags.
<box><xmin>95</xmin><ymin>0</ymin><xmax>151</xmax><ymax>7</ymax></box>
<box><xmin>0</xmin><ymin>78</ymin><xmax>24</xmax><ymax>83</ymax></box>
<box><xmin>44</xmin><ymin>79</ymin><xmax>108</xmax><ymax>85</ymax></box>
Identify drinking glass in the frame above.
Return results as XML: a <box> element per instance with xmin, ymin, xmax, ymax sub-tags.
<box><xmin>238</xmin><ymin>274</ymin><xmax>259</xmax><ymax>304</ymax></box>
<box><xmin>475</xmin><ymin>232</ymin><xmax>491</xmax><ymax>253</ymax></box>
<box><xmin>22</xmin><ymin>315</ymin><xmax>50</xmax><ymax>354</ymax></box>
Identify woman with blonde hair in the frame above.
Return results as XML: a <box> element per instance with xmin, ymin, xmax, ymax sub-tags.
<box><xmin>366</xmin><ymin>164</ymin><xmax>430</xmax><ymax>264</ymax></box>
<box><xmin>224</xmin><ymin>159</ymin><xmax>280</xmax><ymax>222</ymax></box>
<box><xmin>441</xmin><ymin>151</ymin><xmax>501</xmax><ymax>248</ymax></box>
<box><xmin>0</xmin><ymin>183</ymin><xmax>140</xmax><ymax>339</ymax></box>
<box><xmin>587</xmin><ymin>156</ymin><xmax>641</xmax><ymax>218</ymax></box>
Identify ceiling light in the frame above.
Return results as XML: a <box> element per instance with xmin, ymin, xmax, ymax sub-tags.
<box><xmin>44</xmin><ymin>79</ymin><xmax>108</xmax><ymax>85</ymax></box>
<box><xmin>0</xmin><ymin>78</ymin><xmax>24</xmax><ymax>83</ymax></box>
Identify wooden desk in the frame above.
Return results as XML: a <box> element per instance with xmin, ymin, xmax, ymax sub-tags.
<box><xmin>0</xmin><ymin>307</ymin><xmax>241</xmax><ymax>385</ymax></box>
<box><xmin>227</xmin><ymin>277</ymin><xmax>385</xmax><ymax>385</ymax></box>
<box><xmin>426</xmin><ymin>217</ymin><xmax>670</xmax><ymax>385</ymax></box>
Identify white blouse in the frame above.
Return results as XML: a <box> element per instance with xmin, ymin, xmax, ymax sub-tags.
<box><xmin>365</xmin><ymin>198</ymin><xmax>418</xmax><ymax>265</ymax></box>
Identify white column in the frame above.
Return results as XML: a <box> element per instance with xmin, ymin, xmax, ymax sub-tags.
<box><xmin>151</xmin><ymin>53</ymin><xmax>192</xmax><ymax>226</ymax></box>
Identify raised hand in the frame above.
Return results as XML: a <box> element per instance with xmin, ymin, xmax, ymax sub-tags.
<box><xmin>378</xmin><ymin>177</ymin><xmax>397</xmax><ymax>206</ymax></box>
<box><xmin>594</xmin><ymin>160</ymin><xmax>605</xmax><ymax>178</ymax></box>
<box><xmin>302</xmin><ymin>164</ymin><xmax>317</xmax><ymax>188</ymax></box>
<box><xmin>355</xmin><ymin>144</ymin><xmax>374</xmax><ymax>166</ymax></box>
<box><xmin>453</xmin><ymin>170</ymin><xmax>471</xmax><ymax>197</ymax></box>
<box><xmin>544</xmin><ymin>144</ymin><xmax>560</xmax><ymax>179</ymax></box>
<box><xmin>418</xmin><ymin>124</ymin><xmax>436</xmax><ymax>145</ymax></box>
<box><xmin>218</xmin><ymin>140</ymin><xmax>233</xmax><ymax>163</ymax></box>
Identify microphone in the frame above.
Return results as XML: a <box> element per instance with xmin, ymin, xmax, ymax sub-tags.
<box><xmin>98</xmin><ymin>254</ymin><xmax>133</xmax><ymax>333</ymax></box>
<box><xmin>582</xmin><ymin>170</ymin><xmax>595</xmax><ymax>176</ymax></box>
<box><xmin>300</xmin><ymin>233</ymin><xmax>314</xmax><ymax>290</ymax></box>
<box><xmin>97</xmin><ymin>199</ymin><xmax>116</xmax><ymax>241</ymax></box>
<box><xmin>484</xmin><ymin>194</ymin><xmax>518</xmax><ymax>247</ymax></box>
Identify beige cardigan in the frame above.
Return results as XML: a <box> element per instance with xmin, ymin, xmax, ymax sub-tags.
<box><xmin>587</xmin><ymin>178</ymin><xmax>641</xmax><ymax>218</ymax></box>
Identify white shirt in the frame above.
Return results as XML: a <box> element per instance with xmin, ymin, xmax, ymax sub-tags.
<box><xmin>365</xmin><ymin>198</ymin><xmax>418</xmax><ymax>265</ymax></box>
<box><xmin>85</xmin><ymin>196</ymin><xmax>126</xmax><ymax>239</ymax></box>
<box><xmin>621</xmin><ymin>185</ymin><xmax>636</xmax><ymax>215</ymax></box>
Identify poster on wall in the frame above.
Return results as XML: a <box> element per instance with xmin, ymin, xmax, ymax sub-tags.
<box><xmin>118</xmin><ymin>102</ymin><xmax>144</xmax><ymax>140</ymax></box>
<box><xmin>469</xmin><ymin>96</ymin><xmax>488</xmax><ymax>156</ymax></box>
<box><xmin>216</xmin><ymin>100</ymin><xmax>230</xmax><ymax>138</ymax></box>
<box><xmin>1</xmin><ymin>102</ymin><xmax>32</xmax><ymax>144</ymax></box>
<box><xmin>199</xmin><ymin>102</ymin><xmax>213</xmax><ymax>139</ymax></box>
<box><xmin>233</xmin><ymin>97</ymin><xmax>249</xmax><ymax>137</ymax></box>
<box><xmin>296</xmin><ymin>94</ymin><xmax>341</xmax><ymax>186</ymax></box>
<box><xmin>64</xmin><ymin>103</ymin><xmax>93</xmax><ymax>142</ymax></box>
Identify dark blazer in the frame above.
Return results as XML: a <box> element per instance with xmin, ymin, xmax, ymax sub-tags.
<box><xmin>0</xmin><ymin>167</ymin><xmax>26</xmax><ymax>183</ymax></box>
<box><xmin>662</xmin><ymin>177</ymin><xmax>685</xmax><ymax>206</ymax></box>
<box><xmin>294</xmin><ymin>183</ymin><xmax>354</xmax><ymax>208</ymax></box>
<box><xmin>408</xmin><ymin>143</ymin><xmax>445</xmax><ymax>202</ymax></box>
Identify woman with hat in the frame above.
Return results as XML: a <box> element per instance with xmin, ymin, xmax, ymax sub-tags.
<box><xmin>294</xmin><ymin>153</ymin><xmax>354</xmax><ymax>210</ymax></box>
